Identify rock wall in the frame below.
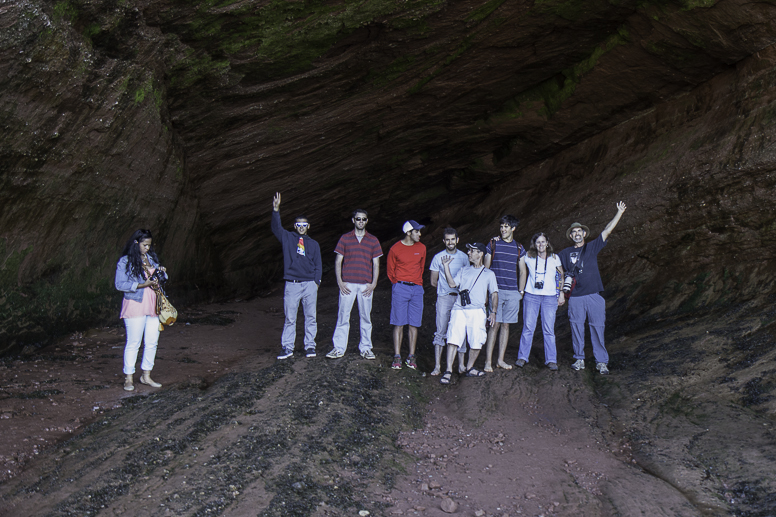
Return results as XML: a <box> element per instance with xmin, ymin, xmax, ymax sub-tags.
<box><xmin>2</xmin><ymin>0</ymin><xmax>776</xmax><ymax>352</ymax></box>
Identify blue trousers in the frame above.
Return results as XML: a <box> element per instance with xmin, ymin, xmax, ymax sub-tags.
<box><xmin>567</xmin><ymin>293</ymin><xmax>607</xmax><ymax>364</ymax></box>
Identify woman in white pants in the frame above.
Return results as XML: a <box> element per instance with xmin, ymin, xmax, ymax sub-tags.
<box><xmin>114</xmin><ymin>229</ymin><xmax>167</xmax><ymax>391</ymax></box>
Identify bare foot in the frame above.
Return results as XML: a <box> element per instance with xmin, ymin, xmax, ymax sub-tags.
<box><xmin>497</xmin><ymin>360</ymin><xmax>513</xmax><ymax>370</ymax></box>
<box><xmin>430</xmin><ymin>367</ymin><xmax>441</xmax><ymax>376</ymax></box>
<box><xmin>483</xmin><ymin>364</ymin><xmax>493</xmax><ymax>373</ymax></box>
<box><xmin>458</xmin><ymin>365</ymin><xmax>467</xmax><ymax>374</ymax></box>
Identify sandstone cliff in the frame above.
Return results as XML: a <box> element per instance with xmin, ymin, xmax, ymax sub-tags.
<box><xmin>2</xmin><ymin>0</ymin><xmax>776</xmax><ymax>352</ymax></box>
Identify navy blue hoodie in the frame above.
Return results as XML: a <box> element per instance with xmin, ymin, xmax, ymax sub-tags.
<box><xmin>272</xmin><ymin>211</ymin><xmax>322</xmax><ymax>284</ymax></box>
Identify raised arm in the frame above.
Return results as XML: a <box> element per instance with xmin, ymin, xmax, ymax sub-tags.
<box><xmin>441</xmin><ymin>255</ymin><xmax>457</xmax><ymax>288</ymax></box>
<box><xmin>271</xmin><ymin>192</ymin><xmax>284</xmax><ymax>240</ymax></box>
<box><xmin>601</xmin><ymin>201</ymin><xmax>627</xmax><ymax>242</ymax></box>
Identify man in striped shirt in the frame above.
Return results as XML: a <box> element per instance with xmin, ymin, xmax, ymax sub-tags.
<box><xmin>483</xmin><ymin>215</ymin><xmax>526</xmax><ymax>372</ymax></box>
<box><xmin>327</xmin><ymin>209</ymin><xmax>383</xmax><ymax>360</ymax></box>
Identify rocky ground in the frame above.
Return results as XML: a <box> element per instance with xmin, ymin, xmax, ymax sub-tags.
<box><xmin>0</xmin><ymin>283</ymin><xmax>775</xmax><ymax>516</ymax></box>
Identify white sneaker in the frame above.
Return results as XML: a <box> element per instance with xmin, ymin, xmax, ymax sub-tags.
<box><xmin>326</xmin><ymin>349</ymin><xmax>344</xmax><ymax>359</ymax></box>
<box><xmin>571</xmin><ymin>359</ymin><xmax>585</xmax><ymax>371</ymax></box>
<box><xmin>596</xmin><ymin>362</ymin><xmax>609</xmax><ymax>375</ymax></box>
<box><xmin>360</xmin><ymin>350</ymin><xmax>376</xmax><ymax>360</ymax></box>
<box><xmin>277</xmin><ymin>350</ymin><xmax>293</xmax><ymax>360</ymax></box>
<box><xmin>305</xmin><ymin>350</ymin><xmax>316</xmax><ymax>358</ymax></box>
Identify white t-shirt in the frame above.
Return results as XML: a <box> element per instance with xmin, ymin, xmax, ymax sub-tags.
<box><xmin>524</xmin><ymin>253</ymin><xmax>562</xmax><ymax>296</ymax></box>
<box><xmin>429</xmin><ymin>249</ymin><xmax>470</xmax><ymax>296</ymax></box>
<box><xmin>452</xmin><ymin>266</ymin><xmax>498</xmax><ymax>312</ymax></box>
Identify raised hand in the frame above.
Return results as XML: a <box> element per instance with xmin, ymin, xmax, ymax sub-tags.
<box><xmin>616</xmin><ymin>201</ymin><xmax>626</xmax><ymax>213</ymax></box>
<box><xmin>273</xmin><ymin>192</ymin><xmax>282</xmax><ymax>211</ymax></box>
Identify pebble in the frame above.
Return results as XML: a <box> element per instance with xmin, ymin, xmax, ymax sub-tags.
<box><xmin>440</xmin><ymin>497</ymin><xmax>458</xmax><ymax>513</ymax></box>
<box><xmin>359</xmin><ymin>511</ymin><xmax>370</xmax><ymax>516</ymax></box>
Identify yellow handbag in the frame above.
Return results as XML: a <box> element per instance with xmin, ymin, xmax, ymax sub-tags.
<box><xmin>156</xmin><ymin>290</ymin><xmax>178</xmax><ymax>330</ymax></box>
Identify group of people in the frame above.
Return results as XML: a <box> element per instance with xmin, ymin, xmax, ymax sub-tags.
<box><xmin>270</xmin><ymin>191</ymin><xmax>628</xmax><ymax>384</ymax></box>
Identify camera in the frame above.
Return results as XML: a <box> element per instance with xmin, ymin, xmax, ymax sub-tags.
<box><xmin>149</xmin><ymin>268</ymin><xmax>168</xmax><ymax>287</ymax></box>
<box><xmin>534</xmin><ymin>281</ymin><xmax>544</xmax><ymax>289</ymax></box>
<box><xmin>562</xmin><ymin>274</ymin><xmax>574</xmax><ymax>293</ymax></box>
<box><xmin>459</xmin><ymin>289</ymin><xmax>471</xmax><ymax>307</ymax></box>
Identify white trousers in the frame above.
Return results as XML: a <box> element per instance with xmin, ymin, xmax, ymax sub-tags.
<box><xmin>332</xmin><ymin>283</ymin><xmax>374</xmax><ymax>353</ymax></box>
<box><xmin>123</xmin><ymin>316</ymin><xmax>160</xmax><ymax>374</ymax></box>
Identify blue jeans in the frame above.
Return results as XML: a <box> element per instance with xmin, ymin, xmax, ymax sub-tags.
<box><xmin>517</xmin><ymin>292</ymin><xmax>557</xmax><ymax>364</ymax></box>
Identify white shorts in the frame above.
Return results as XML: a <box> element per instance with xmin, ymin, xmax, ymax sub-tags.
<box><xmin>446</xmin><ymin>309</ymin><xmax>487</xmax><ymax>350</ymax></box>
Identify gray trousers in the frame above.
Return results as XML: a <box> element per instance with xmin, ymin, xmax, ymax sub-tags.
<box><xmin>433</xmin><ymin>294</ymin><xmax>457</xmax><ymax>347</ymax></box>
<box><xmin>567</xmin><ymin>293</ymin><xmax>607</xmax><ymax>364</ymax></box>
<box><xmin>332</xmin><ymin>283</ymin><xmax>374</xmax><ymax>353</ymax></box>
<box><xmin>282</xmin><ymin>281</ymin><xmax>318</xmax><ymax>352</ymax></box>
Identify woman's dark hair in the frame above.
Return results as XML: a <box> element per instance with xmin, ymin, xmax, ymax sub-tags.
<box><xmin>121</xmin><ymin>229</ymin><xmax>159</xmax><ymax>279</ymax></box>
<box><xmin>526</xmin><ymin>232</ymin><xmax>554</xmax><ymax>258</ymax></box>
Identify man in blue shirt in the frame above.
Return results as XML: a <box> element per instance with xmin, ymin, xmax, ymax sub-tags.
<box><xmin>484</xmin><ymin>215</ymin><xmax>526</xmax><ymax>372</ymax></box>
<box><xmin>558</xmin><ymin>201</ymin><xmax>627</xmax><ymax>375</ymax></box>
<box><xmin>429</xmin><ymin>228</ymin><xmax>470</xmax><ymax>376</ymax></box>
<box><xmin>271</xmin><ymin>192</ymin><xmax>322</xmax><ymax>360</ymax></box>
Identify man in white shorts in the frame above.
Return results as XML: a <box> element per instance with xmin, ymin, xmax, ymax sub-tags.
<box><xmin>438</xmin><ymin>243</ymin><xmax>498</xmax><ymax>385</ymax></box>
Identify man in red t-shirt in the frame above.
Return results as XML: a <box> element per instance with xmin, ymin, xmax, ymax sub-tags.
<box><xmin>327</xmin><ymin>209</ymin><xmax>383</xmax><ymax>360</ymax></box>
<box><xmin>387</xmin><ymin>220</ymin><xmax>427</xmax><ymax>370</ymax></box>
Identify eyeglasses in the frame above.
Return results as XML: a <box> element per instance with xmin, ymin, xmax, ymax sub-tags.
<box><xmin>354</xmin><ymin>217</ymin><xmax>367</xmax><ymax>222</ymax></box>
<box><xmin>294</xmin><ymin>222</ymin><xmax>309</xmax><ymax>228</ymax></box>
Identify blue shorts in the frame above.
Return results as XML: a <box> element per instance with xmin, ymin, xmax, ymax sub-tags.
<box><xmin>390</xmin><ymin>283</ymin><xmax>424</xmax><ymax>327</ymax></box>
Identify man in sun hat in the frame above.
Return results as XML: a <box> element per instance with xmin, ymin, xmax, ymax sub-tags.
<box><xmin>557</xmin><ymin>201</ymin><xmax>627</xmax><ymax>375</ymax></box>
<box><xmin>387</xmin><ymin>220</ymin><xmax>426</xmax><ymax>370</ymax></box>
<box><xmin>271</xmin><ymin>192</ymin><xmax>322</xmax><ymax>360</ymax></box>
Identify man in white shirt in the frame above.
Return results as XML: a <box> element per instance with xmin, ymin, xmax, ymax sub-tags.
<box><xmin>429</xmin><ymin>228</ymin><xmax>470</xmax><ymax>375</ymax></box>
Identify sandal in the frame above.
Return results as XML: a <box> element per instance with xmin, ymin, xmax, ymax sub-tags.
<box><xmin>465</xmin><ymin>368</ymin><xmax>486</xmax><ymax>377</ymax></box>
<box><xmin>440</xmin><ymin>371</ymin><xmax>453</xmax><ymax>385</ymax></box>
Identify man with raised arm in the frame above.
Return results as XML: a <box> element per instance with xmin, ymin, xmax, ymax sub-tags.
<box><xmin>271</xmin><ymin>192</ymin><xmax>322</xmax><ymax>360</ymax></box>
<box><xmin>387</xmin><ymin>220</ymin><xmax>426</xmax><ymax>370</ymax></box>
<box><xmin>327</xmin><ymin>209</ymin><xmax>383</xmax><ymax>360</ymax></box>
<box><xmin>429</xmin><ymin>228</ymin><xmax>470</xmax><ymax>375</ymax></box>
<box><xmin>557</xmin><ymin>201</ymin><xmax>627</xmax><ymax>375</ymax></box>
<box><xmin>483</xmin><ymin>215</ymin><xmax>526</xmax><ymax>372</ymax></box>
<box><xmin>438</xmin><ymin>243</ymin><xmax>498</xmax><ymax>385</ymax></box>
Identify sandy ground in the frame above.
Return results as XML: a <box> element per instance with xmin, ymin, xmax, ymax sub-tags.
<box><xmin>1</xmin><ymin>282</ymin><xmax>772</xmax><ymax>516</ymax></box>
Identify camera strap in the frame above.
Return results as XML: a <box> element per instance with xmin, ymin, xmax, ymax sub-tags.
<box><xmin>535</xmin><ymin>254</ymin><xmax>548</xmax><ymax>280</ymax></box>
<box><xmin>463</xmin><ymin>267</ymin><xmax>486</xmax><ymax>293</ymax></box>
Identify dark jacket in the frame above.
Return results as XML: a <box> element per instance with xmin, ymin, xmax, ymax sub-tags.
<box><xmin>271</xmin><ymin>211</ymin><xmax>322</xmax><ymax>284</ymax></box>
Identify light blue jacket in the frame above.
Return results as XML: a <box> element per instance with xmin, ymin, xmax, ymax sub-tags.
<box><xmin>115</xmin><ymin>255</ymin><xmax>161</xmax><ymax>302</ymax></box>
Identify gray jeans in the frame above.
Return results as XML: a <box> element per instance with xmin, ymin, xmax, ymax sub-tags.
<box><xmin>282</xmin><ymin>280</ymin><xmax>318</xmax><ymax>352</ymax></box>
<box><xmin>433</xmin><ymin>294</ymin><xmax>457</xmax><ymax>347</ymax></box>
<box><xmin>332</xmin><ymin>283</ymin><xmax>374</xmax><ymax>353</ymax></box>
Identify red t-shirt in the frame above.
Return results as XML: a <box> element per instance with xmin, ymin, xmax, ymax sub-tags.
<box><xmin>387</xmin><ymin>241</ymin><xmax>426</xmax><ymax>285</ymax></box>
